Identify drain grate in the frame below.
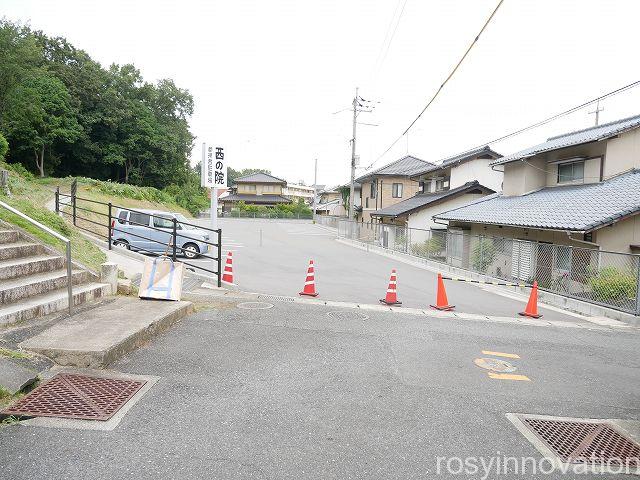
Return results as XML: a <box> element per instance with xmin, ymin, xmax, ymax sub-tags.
<box><xmin>521</xmin><ymin>416</ymin><xmax>640</xmax><ymax>466</ymax></box>
<box><xmin>326</xmin><ymin>311</ymin><xmax>369</xmax><ymax>321</ymax></box>
<box><xmin>237</xmin><ymin>302</ymin><xmax>274</xmax><ymax>310</ymax></box>
<box><xmin>2</xmin><ymin>373</ymin><xmax>146</xmax><ymax>421</ymax></box>
<box><xmin>257</xmin><ymin>294</ymin><xmax>295</xmax><ymax>303</ymax></box>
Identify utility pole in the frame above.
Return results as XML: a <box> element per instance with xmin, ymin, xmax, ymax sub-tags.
<box><xmin>312</xmin><ymin>158</ymin><xmax>318</xmax><ymax>218</ymax></box>
<box><xmin>589</xmin><ymin>99</ymin><xmax>604</xmax><ymax>126</ymax></box>
<box><xmin>349</xmin><ymin>87</ymin><xmax>358</xmax><ymax>220</ymax></box>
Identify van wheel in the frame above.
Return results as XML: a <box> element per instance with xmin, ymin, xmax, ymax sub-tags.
<box><xmin>114</xmin><ymin>239</ymin><xmax>130</xmax><ymax>250</ymax></box>
<box><xmin>183</xmin><ymin>243</ymin><xmax>200</xmax><ymax>259</ymax></box>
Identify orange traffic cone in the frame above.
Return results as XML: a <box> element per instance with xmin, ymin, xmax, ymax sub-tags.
<box><xmin>519</xmin><ymin>280</ymin><xmax>542</xmax><ymax>318</ymax></box>
<box><xmin>430</xmin><ymin>273</ymin><xmax>454</xmax><ymax>311</ymax></box>
<box><xmin>299</xmin><ymin>260</ymin><xmax>319</xmax><ymax>297</ymax></box>
<box><xmin>221</xmin><ymin>251</ymin><xmax>234</xmax><ymax>283</ymax></box>
<box><xmin>380</xmin><ymin>269</ymin><xmax>402</xmax><ymax>305</ymax></box>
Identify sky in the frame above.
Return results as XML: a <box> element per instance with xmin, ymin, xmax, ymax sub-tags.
<box><xmin>4</xmin><ymin>0</ymin><xmax>640</xmax><ymax>186</ymax></box>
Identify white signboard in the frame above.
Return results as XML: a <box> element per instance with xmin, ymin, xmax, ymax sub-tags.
<box><xmin>201</xmin><ymin>144</ymin><xmax>226</xmax><ymax>188</ymax></box>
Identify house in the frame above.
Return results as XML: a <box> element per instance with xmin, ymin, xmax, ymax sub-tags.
<box><xmin>315</xmin><ymin>185</ymin><xmax>345</xmax><ymax>216</ymax></box>
<box><xmin>370</xmin><ymin>146</ymin><xmax>501</xmax><ymax>229</ymax></box>
<box><xmin>283</xmin><ymin>183</ymin><xmax>315</xmax><ymax>204</ymax></box>
<box><xmin>433</xmin><ymin>113</ymin><xmax>640</xmax><ymax>254</ymax></box>
<box><xmin>219</xmin><ymin>172</ymin><xmax>291</xmax><ymax>212</ymax></box>
<box><xmin>356</xmin><ymin>155</ymin><xmax>433</xmax><ymax>223</ymax></box>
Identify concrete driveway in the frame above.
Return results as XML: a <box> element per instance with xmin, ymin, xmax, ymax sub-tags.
<box><xmin>2</xmin><ymin>296</ymin><xmax>638</xmax><ymax>479</ymax></box>
<box><xmin>189</xmin><ymin>219</ymin><xmax>587</xmax><ymax>323</ymax></box>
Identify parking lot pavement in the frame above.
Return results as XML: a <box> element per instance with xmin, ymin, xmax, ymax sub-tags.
<box><xmin>2</xmin><ymin>298</ymin><xmax>638</xmax><ymax>479</ymax></box>
<box><xmin>188</xmin><ymin>219</ymin><xmax>590</xmax><ymax>324</ymax></box>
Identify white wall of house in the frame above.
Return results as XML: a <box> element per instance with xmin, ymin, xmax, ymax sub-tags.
<box><xmin>407</xmin><ymin>193</ymin><xmax>486</xmax><ymax>231</ymax></box>
<box><xmin>449</xmin><ymin>157</ymin><xmax>503</xmax><ymax>192</ymax></box>
<box><xmin>604</xmin><ymin>127</ymin><xmax>640</xmax><ymax>178</ymax></box>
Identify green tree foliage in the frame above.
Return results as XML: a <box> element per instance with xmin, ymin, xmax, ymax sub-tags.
<box><xmin>2</xmin><ymin>74</ymin><xmax>81</xmax><ymax>176</ymax></box>
<box><xmin>0</xmin><ymin>20</ymin><xmax>194</xmax><ymax>189</ymax></box>
<box><xmin>0</xmin><ymin>133</ymin><xmax>8</xmax><ymax>161</ymax></box>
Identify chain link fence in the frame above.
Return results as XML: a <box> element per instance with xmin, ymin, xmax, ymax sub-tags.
<box><xmin>316</xmin><ymin>216</ymin><xmax>640</xmax><ymax>314</ymax></box>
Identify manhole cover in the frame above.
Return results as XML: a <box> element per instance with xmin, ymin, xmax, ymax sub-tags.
<box><xmin>257</xmin><ymin>294</ymin><xmax>295</xmax><ymax>302</ymax></box>
<box><xmin>474</xmin><ymin>357</ymin><xmax>517</xmax><ymax>373</ymax></box>
<box><xmin>2</xmin><ymin>373</ymin><xmax>146</xmax><ymax>421</ymax></box>
<box><xmin>237</xmin><ymin>302</ymin><xmax>274</xmax><ymax>310</ymax></box>
<box><xmin>326</xmin><ymin>311</ymin><xmax>369</xmax><ymax>321</ymax></box>
<box><xmin>518</xmin><ymin>416</ymin><xmax>640</xmax><ymax>467</ymax></box>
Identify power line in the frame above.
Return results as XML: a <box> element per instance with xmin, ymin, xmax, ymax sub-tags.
<box><xmin>441</xmin><ymin>79</ymin><xmax>640</xmax><ymax>165</ymax></box>
<box><xmin>375</xmin><ymin>0</ymin><xmax>409</xmax><ymax>79</ymax></box>
<box><xmin>365</xmin><ymin>0</ymin><xmax>505</xmax><ymax>170</ymax></box>
<box><xmin>369</xmin><ymin>0</ymin><xmax>403</xmax><ymax>79</ymax></box>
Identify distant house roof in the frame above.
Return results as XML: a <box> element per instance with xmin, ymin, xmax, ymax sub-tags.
<box><xmin>371</xmin><ymin>181</ymin><xmax>494</xmax><ymax>218</ymax></box>
<box><xmin>491</xmin><ymin>113</ymin><xmax>640</xmax><ymax>167</ymax></box>
<box><xmin>315</xmin><ymin>199</ymin><xmax>342</xmax><ymax>210</ymax></box>
<box><xmin>434</xmin><ymin>169</ymin><xmax>640</xmax><ymax>232</ymax></box>
<box><xmin>234</xmin><ymin>172</ymin><xmax>287</xmax><ymax>184</ymax></box>
<box><xmin>219</xmin><ymin>194</ymin><xmax>291</xmax><ymax>204</ymax></box>
<box><xmin>411</xmin><ymin>146</ymin><xmax>501</xmax><ymax>177</ymax></box>
<box><xmin>356</xmin><ymin>155</ymin><xmax>433</xmax><ymax>182</ymax></box>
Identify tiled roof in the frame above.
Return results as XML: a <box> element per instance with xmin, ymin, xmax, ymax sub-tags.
<box><xmin>371</xmin><ymin>181</ymin><xmax>494</xmax><ymax>218</ymax></box>
<box><xmin>219</xmin><ymin>194</ymin><xmax>291</xmax><ymax>204</ymax></box>
<box><xmin>491</xmin><ymin>113</ymin><xmax>640</xmax><ymax>166</ymax></box>
<box><xmin>234</xmin><ymin>172</ymin><xmax>287</xmax><ymax>184</ymax></box>
<box><xmin>356</xmin><ymin>155</ymin><xmax>433</xmax><ymax>182</ymax></box>
<box><xmin>411</xmin><ymin>146</ymin><xmax>501</xmax><ymax>177</ymax></box>
<box><xmin>434</xmin><ymin>169</ymin><xmax>640</xmax><ymax>232</ymax></box>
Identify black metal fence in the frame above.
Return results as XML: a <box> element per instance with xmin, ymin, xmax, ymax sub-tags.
<box><xmin>317</xmin><ymin>216</ymin><xmax>640</xmax><ymax>315</ymax></box>
<box><xmin>55</xmin><ymin>186</ymin><xmax>223</xmax><ymax>286</ymax></box>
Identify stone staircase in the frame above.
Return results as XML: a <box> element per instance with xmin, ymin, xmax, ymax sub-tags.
<box><xmin>0</xmin><ymin>227</ymin><xmax>110</xmax><ymax>327</ymax></box>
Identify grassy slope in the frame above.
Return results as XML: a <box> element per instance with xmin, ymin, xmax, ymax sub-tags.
<box><xmin>0</xmin><ymin>167</ymin><xmax>194</xmax><ymax>272</ymax></box>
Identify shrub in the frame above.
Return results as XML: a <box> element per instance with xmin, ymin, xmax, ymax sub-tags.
<box><xmin>411</xmin><ymin>236</ymin><xmax>445</xmax><ymax>257</ymax></box>
<box><xmin>471</xmin><ymin>237</ymin><xmax>496</xmax><ymax>273</ymax></box>
<box><xmin>588</xmin><ymin>266</ymin><xmax>636</xmax><ymax>301</ymax></box>
<box><xmin>6</xmin><ymin>162</ymin><xmax>34</xmax><ymax>180</ymax></box>
<box><xmin>0</xmin><ymin>133</ymin><xmax>8</xmax><ymax>161</ymax></box>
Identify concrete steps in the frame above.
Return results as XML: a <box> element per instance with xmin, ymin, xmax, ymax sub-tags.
<box><xmin>0</xmin><ymin>282</ymin><xmax>110</xmax><ymax>327</ymax></box>
<box><xmin>0</xmin><ymin>227</ymin><xmax>111</xmax><ymax>328</ymax></box>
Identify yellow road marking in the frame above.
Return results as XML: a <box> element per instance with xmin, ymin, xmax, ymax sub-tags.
<box><xmin>481</xmin><ymin>350</ymin><xmax>520</xmax><ymax>359</ymax></box>
<box><xmin>488</xmin><ymin>373</ymin><xmax>531</xmax><ymax>381</ymax></box>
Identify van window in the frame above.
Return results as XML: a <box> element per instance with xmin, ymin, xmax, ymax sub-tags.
<box><xmin>153</xmin><ymin>215</ymin><xmax>174</xmax><ymax>228</ymax></box>
<box><xmin>117</xmin><ymin>210</ymin><xmax>128</xmax><ymax>224</ymax></box>
<box><xmin>129</xmin><ymin>212</ymin><xmax>151</xmax><ymax>227</ymax></box>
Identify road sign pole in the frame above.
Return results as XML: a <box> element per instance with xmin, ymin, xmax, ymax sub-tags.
<box><xmin>211</xmin><ymin>187</ymin><xmax>218</xmax><ymax>231</ymax></box>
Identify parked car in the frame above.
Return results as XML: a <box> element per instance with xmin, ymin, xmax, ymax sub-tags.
<box><xmin>111</xmin><ymin>209</ymin><xmax>210</xmax><ymax>259</ymax></box>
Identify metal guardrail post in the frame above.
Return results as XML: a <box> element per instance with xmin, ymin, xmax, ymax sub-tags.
<box><xmin>107</xmin><ymin>202</ymin><xmax>112</xmax><ymax>250</ymax></box>
<box><xmin>71</xmin><ymin>179</ymin><xmax>77</xmax><ymax>226</ymax></box>
<box><xmin>55</xmin><ymin>186</ymin><xmax>59</xmax><ymax>214</ymax></box>
<box><xmin>0</xmin><ymin>200</ymin><xmax>73</xmax><ymax>316</ymax></box>
<box><xmin>171</xmin><ymin>218</ymin><xmax>177</xmax><ymax>261</ymax></box>
<box><xmin>66</xmin><ymin>242</ymin><xmax>73</xmax><ymax>315</ymax></box>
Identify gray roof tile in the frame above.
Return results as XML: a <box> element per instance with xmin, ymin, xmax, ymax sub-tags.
<box><xmin>491</xmin><ymin>113</ymin><xmax>640</xmax><ymax>166</ymax></box>
<box><xmin>220</xmin><ymin>194</ymin><xmax>291</xmax><ymax>204</ymax></box>
<box><xmin>412</xmin><ymin>146</ymin><xmax>501</xmax><ymax>177</ymax></box>
<box><xmin>371</xmin><ymin>181</ymin><xmax>494</xmax><ymax>218</ymax></box>
<box><xmin>434</xmin><ymin>169</ymin><xmax>640</xmax><ymax>231</ymax></box>
<box><xmin>356</xmin><ymin>155</ymin><xmax>433</xmax><ymax>182</ymax></box>
<box><xmin>234</xmin><ymin>172</ymin><xmax>287</xmax><ymax>184</ymax></box>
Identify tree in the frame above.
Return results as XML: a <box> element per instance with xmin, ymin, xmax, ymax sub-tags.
<box><xmin>2</xmin><ymin>74</ymin><xmax>81</xmax><ymax>176</ymax></box>
<box><xmin>0</xmin><ymin>132</ymin><xmax>8</xmax><ymax>161</ymax></box>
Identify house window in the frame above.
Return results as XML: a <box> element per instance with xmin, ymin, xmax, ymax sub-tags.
<box><xmin>556</xmin><ymin>245</ymin><xmax>571</xmax><ymax>271</ymax></box>
<box><xmin>435</xmin><ymin>178</ymin><xmax>450</xmax><ymax>191</ymax></box>
<box><xmin>392</xmin><ymin>183</ymin><xmax>403</xmax><ymax>198</ymax></box>
<box><xmin>424</xmin><ymin>181</ymin><xmax>432</xmax><ymax>193</ymax></box>
<box><xmin>365</xmin><ymin>197</ymin><xmax>369</xmax><ymax>208</ymax></box>
<box><xmin>370</xmin><ymin>181</ymin><xmax>377</xmax><ymax>199</ymax></box>
<box><xmin>419</xmin><ymin>181</ymin><xmax>425</xmax><ymax>193</ymax></box>
<box><xmin>557</xmin><ymin>161</ymin><xmax>584</xmax><ymax>183</ymax></box>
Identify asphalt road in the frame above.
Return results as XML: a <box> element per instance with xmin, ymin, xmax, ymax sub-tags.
<box><xmin>189</xmin><ymin>219</ymin><xmax>585</xmax><ymax>323</ymax></box>
<box><xmin>2</xmin><ymin>296</ymin><xmax>638</xmax><ymax>479</ymax></box>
